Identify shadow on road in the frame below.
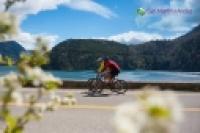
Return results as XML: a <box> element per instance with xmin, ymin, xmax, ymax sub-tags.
<box><xmin>81</xmin><ymin>91</ymin><xmax>111</xmax><ymax>97</ymax></box>
<box><xmin>81</xmin><ymin>91</ymin><xmax>126</xmax><ymax>97</ymax></box>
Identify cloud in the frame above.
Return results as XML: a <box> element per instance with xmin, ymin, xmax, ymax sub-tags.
<box><xmin>149</xmin><ymin>15</ymin><xmax>191</xmax><ymax>32</ymax></box>
<box><xmin>12</xmin><ymin>30</ymin><xmax>59</xmax><ymax>49</ymax></box>
<box><xmin>1</xmin><ymin>0</ymin><xmax>116</xmax><ymax>20</ymax></box>
<box><xmin>0</xmin><ymin>0</ymin><xmax>116</xmax><ymax>49</ymax></box>
<box><xmin>65</xmin><ymin>0</ymin><xmax>117</xmax><ymax>19</ymax></box>
<box><xmin>95</xmin><ymin>31</ymin><xmax>164</xmax><ymax>44</ymax></box>
<box><xmin>140</xmin><ymin>0</ymin><xmax>166</xmax><ymax>7</ymax></box>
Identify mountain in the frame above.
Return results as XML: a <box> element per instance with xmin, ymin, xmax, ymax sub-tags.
<box><xmin>48</xmin><ymin>25</ymin><xmax>200</xmax><ymax>71</ymax></box>
<box><xmin>0</xmin><ymin>41</ymin><xmax>26</xmax><ymax>60</ymax></box>
<box><xmin>49</xmin><ymin>39</ymin><xmax>128</xmax><ymax>70</ymax></box>
<box><xmin>170</xmin><ymin>25</ymin><xmax>200</xmax><ymax>71</ymax></box>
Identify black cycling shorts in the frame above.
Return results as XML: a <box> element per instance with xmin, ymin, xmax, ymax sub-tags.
<box><xmin>110</xmin><ymin>69</ymin><xmax>120</xmax><ymax>78</ymax></box>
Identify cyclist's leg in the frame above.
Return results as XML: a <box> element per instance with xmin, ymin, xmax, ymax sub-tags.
<box><xmin>110</xmin><ymin>69</ymin><xmax>119</xmax><ymax>82</ymax></box>
<box><xmin>101</xmin><ymin>69</ymin><xmax>111</xmax><ymax>83</ymax></box>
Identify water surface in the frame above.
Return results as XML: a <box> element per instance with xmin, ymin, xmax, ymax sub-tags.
<box><xmin>0</xmin><ymin>66</ymin><xmax>200</xmax><ymax>83</ymax></box>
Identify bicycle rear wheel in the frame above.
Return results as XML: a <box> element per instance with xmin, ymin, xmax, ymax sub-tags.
<box><xmin>87</xmin><ymin>78</ymin><xmax>95</xmax><ymax>92</ymax></box>
<box><xmin>87</xmin><ymin>78</ymin><xmax>103</xmax><ymax>94</ymax></box>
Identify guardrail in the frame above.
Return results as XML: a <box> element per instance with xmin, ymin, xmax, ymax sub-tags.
<box><xmin>62</xmin><ymin>80</ymin><xmax>200</xmax><ymax>91</ymax></box>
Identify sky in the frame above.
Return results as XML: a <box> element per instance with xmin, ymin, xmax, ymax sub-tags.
<box><xmin>0</xmin><ymin>0</ymin><xmax>199</xmax><ymax>49</ymax></box>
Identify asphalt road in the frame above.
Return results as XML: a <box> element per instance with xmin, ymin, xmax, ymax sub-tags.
<box><xmin>1</xmin><ymin>89</ymin><xmax>200</xmax><ymax>133</ymax></box>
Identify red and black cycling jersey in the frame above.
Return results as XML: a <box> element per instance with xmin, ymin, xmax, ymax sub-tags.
<box><xmin>102</xmin><ymin>59</ymin><xmax>120</xmax><ymax>72</ymax></box>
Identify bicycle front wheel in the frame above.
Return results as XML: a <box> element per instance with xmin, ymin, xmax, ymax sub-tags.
<box><xmin>113</xmin><ymin>80</ymin><xmax>128</xmax><ymax>94</ymax></box>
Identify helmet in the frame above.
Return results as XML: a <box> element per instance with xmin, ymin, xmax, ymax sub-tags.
<box><xmin>96</xmin><ymin>56</ymin><xmax>109</xmax><ymax>62</ymax></box>
<box><xmin>96</xmin><ymin>57</ymin><xmax>103</xmax><ymax>62</ymax></box>
<box><xmin>103</xmin><ymin>56</ymin><xmax>109</xmax><ymax>61</ymax></box>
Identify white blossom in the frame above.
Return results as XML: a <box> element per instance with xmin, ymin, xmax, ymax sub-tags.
<box><xmin>0</xmin><ymin>77</ymin><xmax>3</xmax><ymax>89</ymax></box>
<box><xmin>36</xmin><ymin>103</ymin><xmax>47</xmax><ymax>113</ymax></box>
<box><xmin>114</xmin><ymin>103</ymin><xmax>146</xmax><ymax>133</ymax></box>
<box><xmin>144</xmin><ymin>91</ymin><xmax>183</xmax><ymax>122</ymax></box>
<box><xmin>34</xmin><ymin>103</ymin><xmax>47</xmax><ymax>118</ymax></box>
<box><xmin>0</xmin><ymin>12</ymin><xmax>19</xmax><ymax>40</ymax></box>
<box><xmin>114</xmin><ymin>87</ymin><xmax>183</xmax><ymax>133</ymax></box>
<box><xmin>11</xmin><ymin>91</ymin><xmax>23</xmax><ymax>105</ymax></box>
<box><xmin>35</xmin><ymin>37</ymin><xmax>50</xmax><ymax>52</ymax></box>
<box><xmin>45</xmin><ymin>92</ymin><xmax>62</xmax><ymax>111</ymax></box>
<box><xmin>24</xmin><ymin>67</ymin><xmax>62</xmax><ymax>87</ymax></box>
<box><xmin>3</xmin><ymin>72</ymin><xmax>21</xmax><ymax>89</ymax></box>
<box><xmin>42</xmin><ymin>73</ymin><xmax>62</xmax><ymax>84</ymax></box>
<box><xmin>61</xmin><ymin>93</ymin><xmax>77</xmax><ymax>105</ymax></box>
<box><xmin>46</xmin><ymin>101</ymin><xmax>58</xmax><ymax>111</ymax></box>
<box><xmin>49</xmin><ymin>92</ymin><xmax>61</xmax><ymax>104</ymax></box>
<box><xmin>71</xmin><ymin>98</ymin><xmax>77</xmax><ymax>105</ymax></box>
<box><xmin>61</xmin><ymin>97</ymin><xmax>77</xmax><ymax>105</ymax></box>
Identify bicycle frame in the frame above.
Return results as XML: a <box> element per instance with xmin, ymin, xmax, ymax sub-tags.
<box><xmin>87</xmin><ymin>73</ymin><xmax>128</xmax><ymax>94</ymax></box>
<box><xmin>97</xmin><ymin>72</ymin><xmax>117</xmax><ymax>84</ymax></box>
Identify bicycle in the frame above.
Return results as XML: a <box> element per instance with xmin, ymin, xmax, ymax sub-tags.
<box><xmin>87</xmin><ymin>73</ymin><xmax>128</xmax><ymax>95</ymax></box>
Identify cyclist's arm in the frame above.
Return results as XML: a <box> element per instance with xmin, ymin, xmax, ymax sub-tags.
<box><xmin>98</xmin><ymin>61</ymin><xmax>104</xmax><ymax>73</ymax></box>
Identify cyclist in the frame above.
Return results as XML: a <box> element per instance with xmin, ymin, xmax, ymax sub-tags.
<box><xmin>97</xmin><ymin>57</ymin><xmax>120</xmax><ymax>83</ymax></box>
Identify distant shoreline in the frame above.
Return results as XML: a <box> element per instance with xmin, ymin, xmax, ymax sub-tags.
<box><xmin>1</xmin><ymin>65</ymin><xmax>200</xmax><ymax>73</ymax></box>
<box><xmin>0</xmin><ymin>66</ymin><xmax>200</xmax><ymax>83</ymax></box>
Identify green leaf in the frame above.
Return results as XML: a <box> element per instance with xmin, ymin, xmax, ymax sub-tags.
<box><xmin>4</xmin><ymin>56</ymin><xmax>14</xmax><ymax>66</ymax></box>
<box><xmin>148</xmin><ymin>105</ymin><xmax>171</xmax><ymax>119</ymax></box>
<box><xmin>43</xmin><ymin>81</ymin><xmax>59</xmax><ymax>91</ymax></box>
<box><xmin>5</xmin><ymin>114</ymin><xmax>17</xmax><ymax>131</ymax></box>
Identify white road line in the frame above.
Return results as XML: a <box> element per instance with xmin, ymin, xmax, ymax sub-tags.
<box><xmin>1</xmin><ymin>103</ymin><xmax>200</xmax><ymax>112</ymax></box>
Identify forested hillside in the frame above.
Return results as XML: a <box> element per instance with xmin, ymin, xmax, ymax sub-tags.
<box><xmin>48</xmin><ymin>25</ymin><xmax>200</xmax><ymax>71</ymax></box>
<box><xmin>0</xmin><ymin>41</ymin><xmax>25</xmax><ymax>60</ymax></box>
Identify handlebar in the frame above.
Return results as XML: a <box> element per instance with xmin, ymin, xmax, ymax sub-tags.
<box><xmin>96</xmin><ymin>71</ymin><xmax>110</xmax><ymax>80</ymax></box>
<box><xmin>96</xmin><ymin>73</ymin><xmax>102</xmax><ymax>79</ymax></box>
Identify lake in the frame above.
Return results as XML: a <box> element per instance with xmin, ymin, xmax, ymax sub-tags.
<box><xmin>0</xmin><ymin>66</ymin><xmax>200</xmax><ymax>83</ymax></box>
